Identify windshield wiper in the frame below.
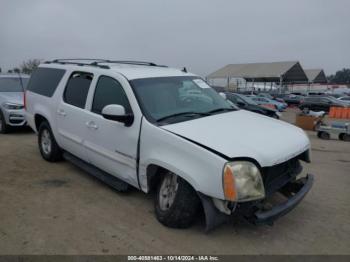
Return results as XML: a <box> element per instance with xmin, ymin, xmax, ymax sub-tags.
<box><xmin>206</xmin><ymin>107</ymin><xmax>236</xmax><ymax>115</ymax></box>
<box><xmin>156</xmin><ymin>111</ymin><xmax>209</xmax><ymax>123</ymax></box>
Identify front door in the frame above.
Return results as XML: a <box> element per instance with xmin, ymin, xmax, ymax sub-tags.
<box><xmin>84</xmin><ymin>75</ymin><xmax>140</xmax><ymax>188</ymax></box>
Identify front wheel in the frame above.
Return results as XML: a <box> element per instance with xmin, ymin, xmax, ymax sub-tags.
<box><xmin>318</xmin><ymin>131</ymin><xmax>330</xmax><ymax>140</ymax></box>
<box><xmin>155</xmin><ymin>172</ymin><xmax>200</xmax><ymax>228</ymax></box>
<box><xmin>38</xmin><ymin>122</ymin><xmax>62</xmax><ymax>162</ymax></box>
<box><xmin>0</xmin><ymin>110</ymin><xmax>10</xmax><ymax>134</ymax></box>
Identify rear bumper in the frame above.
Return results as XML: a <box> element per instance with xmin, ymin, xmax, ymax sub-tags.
<box><xmin>253</xmin><ymin>174</ymin><xmax>314</xmax><ymax>225</ymax></box>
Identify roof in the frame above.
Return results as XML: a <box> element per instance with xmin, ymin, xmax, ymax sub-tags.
<box><xmin>304</xmin><ymin>69</ymin><xmax>328</xmax><ymax>83</ymax></box>
<box><xmin>0</xmin><ymin>74</ymin><xmax>30</xmax><ymax>78</ymax></box>
<box><xmin>107</xmin><ymin>64</ymin><xmax>195</xmax><ymax>80</ymax></box>
<box><xmin>40</xmin><ymin>61</ymin><xmax>194</xmax><ymax>80</ymax></box>
<box><xmin>207</xmin><ymin>61</ymin><xmax>308</xmax><ymax>83</ymax></box>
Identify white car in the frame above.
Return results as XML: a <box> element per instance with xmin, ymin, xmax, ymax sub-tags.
<box><xmin>25</xmin><ymin>59</ymin><xmax>313</xmax><ymax>231</ymax></box>
<box><xmin>0</xmin><ymin>74</ymin><xmax>30</xmax><ymax>133</ymax></box>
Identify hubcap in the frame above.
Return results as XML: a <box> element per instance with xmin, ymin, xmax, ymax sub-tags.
<box><xmin>41</xmin><ymin>129</ymin><xmax>52</xmax><ymax>155</ymax></box>
<box><xmin>159</xmin><ymin>173</ymin><xmax>179</xmax><ymax>211</ymax></box>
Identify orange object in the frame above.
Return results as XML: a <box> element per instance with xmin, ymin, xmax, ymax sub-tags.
<box><xmin>347</xmin><ymin>108</ymin><xmax>350</xmax><ymax>119</ymax></box>
<box><xmin>223</xmin><ymin>165</ymin><xmax>236</xmax><ymax>201</ymax></box>
<box><xmin>335</xmin><ymin>107</ymin><xmax>342</xmax><ymax>118</ymax></box>
<box><xmin>341</xmin><ymin>108</ymin><xmax>348</xmax><ymax>119</ymax></box>
<box><xmin>329</xmin><ymin>107</ymin><xmax>336</xmax><ymax>118</ymax></box>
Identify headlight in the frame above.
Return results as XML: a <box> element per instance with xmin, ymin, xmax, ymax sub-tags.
<box><xmin>223</xmin><ymin>161</ymin><xmax>265</xmax><ymax>202</ymax></box>
<box><xmin>2</xmin><ymin>103</ymin><xmax>24</xmax><ymax>110</ymax></box>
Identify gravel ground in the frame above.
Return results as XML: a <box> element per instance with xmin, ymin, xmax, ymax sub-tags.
<box><xmin>0</xmin><ymin>109</ymin><xmax>349</xmax><ymax>254</ymax></box>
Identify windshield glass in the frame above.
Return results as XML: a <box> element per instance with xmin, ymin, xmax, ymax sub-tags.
<box><xmin>130</xmin><ymin>76</ymin><xmax>235</xmax><ymax>123</ymax></box>
<box><xmin>0</xmin><ymin>77</ymin><xmax>29</xmax><ymax>92</ymax></box>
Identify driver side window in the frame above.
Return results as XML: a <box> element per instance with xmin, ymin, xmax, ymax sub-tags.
<box><xmin>91</xmin><ymin>76</ymin><xmax>132</xmax><ymax>115</ymax></box>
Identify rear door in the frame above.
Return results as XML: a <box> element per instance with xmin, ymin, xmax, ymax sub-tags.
<box><xmin>56</xmin><ymin>71</ymin><xmax>94</xmax><ymax>162</ymax></box>
<box><xmin>83</xmin><ymin>74</ymin><xmax>140</xmax><ymax>188</ymax></box>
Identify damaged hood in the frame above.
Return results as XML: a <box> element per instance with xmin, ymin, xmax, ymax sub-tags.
<box><xmin>162</xmin><ymin>110</ymin><xmax>310</xmax><ymax>167</ymax></box>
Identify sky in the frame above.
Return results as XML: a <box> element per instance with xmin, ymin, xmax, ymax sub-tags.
<box><xmin>0</xmin><ymin>0</ymin><xmax>349</xmax><ymax>77</ymax></box>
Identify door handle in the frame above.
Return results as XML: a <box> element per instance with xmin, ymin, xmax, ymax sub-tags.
<box><xmin>57</xmin><ymin>109</ymin><xmax>66</xmax><ymax>116</ymax></box>
<box><xmin>86</xmin><ymin>121</ymin><xmax>99</xmax><ymax>130</ymax></box>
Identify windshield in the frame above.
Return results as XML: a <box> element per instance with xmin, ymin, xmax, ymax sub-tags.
<box><xmin>130</xmin><ymin>76</ymin><xmax>235</xmax><ymax>124</ymax></box>
<box><xmin>0</xmin><ymin>77</ymin><xmax>29</xmax><ymax>92</ymax></box>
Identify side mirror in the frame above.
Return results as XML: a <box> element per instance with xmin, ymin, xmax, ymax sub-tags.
<box><xmin>102</xmin><ymin>104</ymin><xmax>134</xmax><ymax>126</ymax></box>
<box><xmin>219</xmin><ymin>92</ymin><xmax>227</xmax><ymax>99</ymax></box>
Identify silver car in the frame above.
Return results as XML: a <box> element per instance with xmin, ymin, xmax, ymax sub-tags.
<box><xmin>0</xmin><ymin>74</ymin><xmax>30</xmax><ymax>133</ymax></box>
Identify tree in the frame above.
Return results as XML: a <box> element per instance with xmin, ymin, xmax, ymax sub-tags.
<box><xmin>328</xmin><ymin>68</ymin><xmax>350</xmax><ymax>84</ymax></box>
<box><xmin>20</xmin><ymin>59</ymin><xmax>41</xmax><ymax>74</ymax></box>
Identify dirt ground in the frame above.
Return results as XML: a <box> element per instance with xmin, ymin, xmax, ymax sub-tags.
<box><xmin>0</xmin><ymin>109</ymin><xmax>349</xmax><ymax>255</ymax></box>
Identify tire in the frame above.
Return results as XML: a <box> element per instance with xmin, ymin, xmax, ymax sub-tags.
<box><xmin>0</xmin><ymin>110</ymin><xmax>10</xmax><ymax>134</ymax></box>
<box><xmin>340</xmin><ymin>133</ymin><xmax>350</xmax><ymax>142</ymax></box>
<box><xmin>318</xmin><ymin>131</ymin><xmax>330</xmax><ymax>140</ymax></box>
<box><xmin>38</xmin><ymin>121</ymin><xmax>62</xmax><ymax>162</ymax></box>
<box><xmin>155</xmin><ymin>172</ymin><xmax>200</xmax><ymax>229</ymax></box>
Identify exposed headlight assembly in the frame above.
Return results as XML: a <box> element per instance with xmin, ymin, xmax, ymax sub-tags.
<box><xmin>223</xmin><ymin>161</ymin><xmax>265</xmax><ymax>202</ymax></box>
<box><xmin>3</xmin><ymin>102</ymin><xmax>24</xmax><ymax>110</ymax></box>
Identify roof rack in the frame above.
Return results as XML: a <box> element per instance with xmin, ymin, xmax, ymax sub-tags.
<box><xmin>45</xmin><ymin>59</ymin><xmax>168</xmax><ymax>69</ymax></box>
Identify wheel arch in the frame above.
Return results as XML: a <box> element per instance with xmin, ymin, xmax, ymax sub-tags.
<box><xmin>145</xmin><ymin>163</ymin><xmax>199</xmax><ymax>195</ymax></box>
<box><xmin>34</xmin><ymin>114</ymin><xmax>49</xmax><ymax>131</ymax></box>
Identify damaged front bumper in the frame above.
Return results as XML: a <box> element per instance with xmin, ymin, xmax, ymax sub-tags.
<box><xmin>199</xmin><ymin>174</ymin><xmax>314</xmax><ymax>232</ymax></box>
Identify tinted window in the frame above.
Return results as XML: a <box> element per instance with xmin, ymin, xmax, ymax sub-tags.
<box><xmin>63</xmin><ymin>72</ymin><xmax>93</xmax><ymax>109</ymax></box>
<box><xmin>0</xmin><ymin>77</ymin><xmax>29</xmax><ymax>92</ymax></box>
<box><xmin>27</xmin><ymin>67</ymin><xmax>65</xmax><ymax>97</ymax></box>
<box><xmin>92</xmin><ymin>76</ymin><xmax>131</xmax><ymax>114</ymax></box>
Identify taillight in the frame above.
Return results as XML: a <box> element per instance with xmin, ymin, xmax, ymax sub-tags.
<box><xmin>24</xmin><ymin>91</ymin><xmax>27</xmax><ymax>110</ymax></box>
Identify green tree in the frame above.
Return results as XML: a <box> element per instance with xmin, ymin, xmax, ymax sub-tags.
<box><xmin>20</xmin><ymin>59</ymin><xmax>41</xmax><ymax>74</ymax></box>
<box><xmin>328</xmin><ymin>68</ymin><xmax>350</xmax><ymax>84</ymax></box>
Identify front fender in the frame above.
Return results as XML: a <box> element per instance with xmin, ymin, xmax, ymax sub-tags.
<box><xmin>139</xmin><ymin>119</ymin><xmax>227</xmax><ymax>200</ymax></box>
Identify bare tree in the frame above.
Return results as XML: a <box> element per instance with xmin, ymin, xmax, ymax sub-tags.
<box><xmin>20</xmin><ymin>59</ymin><xmax>41</xmax><ymax>74</ymax></box>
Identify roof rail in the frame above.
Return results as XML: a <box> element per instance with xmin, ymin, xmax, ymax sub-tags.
<box><xmin>45</xmin><ymin>59</ymin><xmax>110</xmax><ymax>69</ymax></box>
<box><xmin>45</xmin><ymin>59</ymin><xmax>167</xmax><ymax>68</ymax></box>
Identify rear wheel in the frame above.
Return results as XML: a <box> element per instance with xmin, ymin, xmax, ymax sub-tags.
<box><xmin>318</xmin><ymin>131</ymin><xmax>330</xmax><ymax>140</ymax></box>
<box><xmin>339</xmin><ymin>133</ymin><xmax>350</xmax><ymax>142</ymax></box>
<box><xmin>155</xmin><ymin>172</ymin><xmax>200</xmax><ymax>228</ymax></box>
<box><xmin>38</xmin><ymin>121</ymin><xmax>62</xmax><ymax>162</ymax></box>
<box><xmin>0</xmin><ymin>110</ymin><xmax>10</xmax><ymax>134</ymax></box>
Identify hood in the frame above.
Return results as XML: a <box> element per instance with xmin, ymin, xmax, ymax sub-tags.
<box><xmin>0</xmin><ymin>92</ymin><xmax>23</xmax><ymax>105</ymax></box>
<box><xmin>162</xmin><ymin>110</ymin><xmax>310</xmax><ymax>167</ymax></box>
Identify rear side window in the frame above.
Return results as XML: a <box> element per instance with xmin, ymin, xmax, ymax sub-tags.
<box><xmin>63</xmin><ymin>72</ymin><xmax>93</xmax><ymax>109</ymax></box>
<box><xmin>91</xmin><ymin>76</ymin><xmax>131</xmax><ymax>114</ymax></box>
<box><xmin>27</xmin><ymin>67</ymin><xmax>65</xmax><ymax>97</ymax></box>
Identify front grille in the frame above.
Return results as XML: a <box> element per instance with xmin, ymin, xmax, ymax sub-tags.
<box><xmin>262</xmin><ymin>156</ymin><xmax>302</xmax><ymax>196</ymax></box>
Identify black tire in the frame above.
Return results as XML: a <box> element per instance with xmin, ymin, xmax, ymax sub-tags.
<box><xmin>155</xmin><ymin>172</ymin><xmax>200</xmax><ymax>229</ymax></box>
<box><xmin>340</xmin><ymin>133</ymin><xmax>350</xmax><ymax>142</ymax></box>
<box><xmin>38</xmin><ymin>121</ymin><xmax>62</xmax><ymax>162</ymax></box>
<box><xmin>0</xmin><ymin>110</ymin><xmax>10</xmax><ymax>134</ymax></box>
<box><xmin>318</xmin><ymin>131</ymin><xmax>330</xmax><ymax>140</ymax></box>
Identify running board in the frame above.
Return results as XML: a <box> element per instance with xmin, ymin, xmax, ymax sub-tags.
<box><xmin>63</xmin><ymin>152</ymin><xmax>129</xmax><ymax>192</ymax></box>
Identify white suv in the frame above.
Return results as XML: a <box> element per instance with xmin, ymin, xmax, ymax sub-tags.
<box><xmin>25</xmin><ymin>59</ymin><xmax>313</xmax><ymax>231</ymax></box>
